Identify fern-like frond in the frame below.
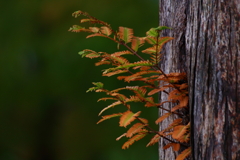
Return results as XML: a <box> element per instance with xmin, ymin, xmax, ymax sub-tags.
<box><xmin>89</xmin><ymin>27</ymin><xmax>100</xmax><ymax>33</ymax></box>
<box><xmin>148</xmin><ymin>86</ymin><xmax>171</xmax><ymax>96</ymax></box>
<box><xmin>108</xmin><ymin>91</ymin><xmax>129</xmax><ymax>103</ymax></box>
<box><xmin>86</xmin><ymin>33</ymin><xmax>109</xmax><ymax>39</ymax></box>
<box><xmin>97</xmin><ymin>113</ymin><xmax>122</xmax><ymax>124</ymax></box>
<box><xmin>116</xmin><ymin>133</ymin><xmax>127</xmax><ymax>141</ymax></box>
<box><xmin>124</xmin><ymin>96</ymin><xmax>141</xmax><ymax>103</ymax></box>
<box><xmin>157</xmin><ymin>37</ymin><xmax>174</xmax><ymax>46</ymax></box>
<box><xmin>128</xmin><ymin>60</ymin><xmax>153</xmax><ymax>68</ymax></box>
<box><xmin>138</xmin><ymin>118</ymin><xmax>149</xmax><ymax>124</ymax></box>
<box><xmin>111</xmin><ymin>50</ymin><xmax>132</xmax><ymax>57</ymax></box>
<box><xmin>142</xmin><ymin>46</ymin><xmax>162</xmax><ymax>65</ymax></box>
<box><xmin>156</xmin><ymin>72</ymin><xmax>187</xmax><ymax>84</ymax></box>
<box><xmin>166</xmin><ymin>72</ymin><xmax>186</xmax><ymax>77</ymax></box>
<box><xmin>146</xmin><ymin>133</ymin><xmax>161</xmax><ymax>147</ymax></box>
<box><xmin>75</xmin><ymin>12</ymin><xmax>110</xmax><ymax>26</ymax></box>
<box><xmin>155</xmin><ymin>100</ymin><xmax>176</xmax><ymax>107</ymax></box>
<box><xmin>109</xmin><ymin>87</ymin><xmax>127</xmax><ymax>93</ymax></box>
<box><xmin>142</xmin><ymin>46</ymin><xmax>158</xmax><ymax>54</ymax></box>
<box><xmin>85</xmin><ymin>52</ymin><xmax>102</xmax><ymax>59</ymax></box>
<box><xmin>168</xmin><ymin>90</ymin><xmax>188</xmax><ymax>107</ymax></box>
<box><xmin>123</xmin><ymin>75</ymin><xmax>142</xmax><ymax>82</ymax></box>
<box><xmin>103</xmin><ymin>69</ymin><xmax>128</xmax><ymax>77</ymax></box>
<box><xmin>125</xmin><ymin>86</ymin><xmax>147</xmax><ymax>100</ymax></box>
<box><xmin>163</xmin><ymin>143</ymin><xmax>180</xmax><ymax>151</ymax></box>
<box><xmin>171</xmin><ymin>125</ymin><xmax>188</xmax><ymax>140</ymax></box>
<box><xmin>180</xmin><ymin>96</ymin><xmax>188</xmax><ymax>106</ymax></box>
<box><xmin>118</xmin><ymin>27</ymin><xmax>133</xmax><ymax>43</ymax></box>
<box><xmin>72</xmin><ymin>10</ymin><xmax>89</xmax><ymax>18</ymax></box>
<box><xmin>146</xmin><ymin>26</ymin><xmax>171</xmax><ymax>37</ymax></box>
<box><xmin>68</xmin><ymin>25</ymin><xmax>91</xmax><ymax>33</ymax></box>
<box><xmin>146</xmin><ymin>28</ymin><xmax>159</xmax><ymax>37</ymax></box>
<box><xmin>120</xmin><ymin>76</ymin><xmax>152</xmax><ymax>83</ymax></box>
<box><xmin>95</xmin><ymin>89</ymin><xmax>107</xmax><ymax>92</ymax></box>
<box><xmin>145</xmin><ymin>102</ymin><xmax>158</xmax><ymax>107</ymax></box>
<box><xmin>143</xmin><ymin>97</ymin><xmax>156</xmax><ymax>107</ymax></box>
<box><xmin>124</xmin><ymin>70</ymin><xmax>161</xmax><ymax>83</ymax></box>
<box><xmin>100</xmin><ymin>26</ymin><xmax>112</xmax><ymax>36</ymax></box>
<box><xmin>104</xmin><ymin>60</ymin><xmax>153</xmax><ymax>74</ymax></box>
<box><xmin>171</xmin><ymin>98</ymin><xmax>188</xmax><ymax>112</ymax></box>
<box><xmin>86</xmin><ymin>82</ymin><xmax>104</xmax><ymax>92</ymax></box>
<box><xmin>146</xmin><ymin>37</ymin><xmax>157</xmax><ymax>45</ymax></box>
<box><xmin>148</xmin><ymin>75</ymin><xmax>160</xmax><ymax>80</ymax></box>
<box><xmin>132</xmin><ymin>66</ymin><xmax>148</xmax><ymax>70</ymax></box>
<box><xmin>80</xmin><ymin>18</ymin><xmax>95</xmax><ymax>23</ymax></box>
<box><xmin>110</xmin><ymin>56</ymin><xmax>130</xmax><ymax>65</ymax></box>
<box><xmin>97</xmin><ymin>97</ymin><xmax>118</xmax><ymax>102</ymax></box>
<box><xmin>98</xmin><ymin>101</ymin><xmax>122</xmax><ymax>116</ymax></box>
<box><xmin>131</xmin><ymin>37</ymin><xmax>145</xmax><ymax>51</ymax></box>
<box><xmin>140</xmin><ymin>66</ymin><xmax>151</xmax><ymax>71</ymax></box>
<box><xmin>176</xmin><ymin>147</ymin><xmax>191</xmax><ymax>160</ymax></box>
<box><xmin>169</xmin><ymin>118</ymin><xmax>183</xmax><ymax>128</ymax></box>
<box><xmin>86</xmin><ymin>19</ymin><xmax>110</xmax><ymax>27</ymax></box>
<box><xmin>122</xmin><ymin>130</ymin><xmax>147</xmax><ymax>149</ymax></box>
<box><xmin>160</xmin><ymin>118</ymin><xmax>183</xmax><ymax>135</ymax></box>
<box><xmin>155</xmin><ymin>113</ymin><xmax>172</xmax><ymax>124</ymax></box>
<box><xmin>119</xmin><ymin>110</ymin><xmax>141</xmax><ymax>127</ymax></box>
<box><xmin>144</xmin><ymin>96</ymin><xmax>155</xmax><ymax>103</ymax></box>
<box><xmin>178</xmin><ymin>132</ymin><xmax>190</xmax><ymax>143</ymax></box>
<box><xmin>95</xmin><ymin>61</ymin><xmax>111</xmax><ymax>66</ymax></box>
<box><xmin>117</xmin><ymin>76</ymin><xmax>127</xmax><ymax>81</ymax></box>
<box><xmin>126</xmin><ymin>123</ymin><xmax>147</xmax><ymax>138</ymax></box>
<box><xmin>78</xmin><ymin>49</ymin><xmax>98</xmax><ymax>58</ymax></box>
<box><xmin>168</xmin><ymin>89</ymin><xmax>182</xmax><ymax>101</ymax></box>
<box><xmin>179</xmin><ymin>83</ymin><xmax>188</xmax><ymax>90</ymax></box>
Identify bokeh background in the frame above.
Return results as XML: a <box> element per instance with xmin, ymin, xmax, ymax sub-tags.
<box><xmin>0</xmin><ymin>0</ymin><xmax>159</xmax><ymax>159</ymax></box>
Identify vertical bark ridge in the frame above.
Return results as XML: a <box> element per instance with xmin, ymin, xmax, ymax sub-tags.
<box><xmin>159</xmin><ymin>0</ymin><xmax>187</xmax><ymax>159</ymax></box>
<box><xmin>160</xmin><ymin>0</ymin><xmax>240</xmax><ymax>159</ymax></box>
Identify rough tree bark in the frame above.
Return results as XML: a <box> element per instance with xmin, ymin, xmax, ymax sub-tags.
<box><xmin>159</xmin><ymin>0</ymin><xmax>240</xmax><ymax>159</ymax></box>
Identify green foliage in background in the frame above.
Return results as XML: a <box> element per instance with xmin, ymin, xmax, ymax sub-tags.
<box><xmin>0</xmin><ymin>0</ymin><xmax>158</xmax><ymax>160</ymax></box>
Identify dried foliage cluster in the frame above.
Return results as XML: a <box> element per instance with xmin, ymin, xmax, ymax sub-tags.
<box><xmin>69</xmin><ymin>10</ymin><xmax>191</xmax><ymax>160</ymax></box>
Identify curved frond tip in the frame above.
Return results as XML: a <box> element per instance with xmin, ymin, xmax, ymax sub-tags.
<box><xmin>122</xmin><ymin>130</ymin><xmax>147</xmax><ymax>149</ymax></box>
<box><xmin>100</xmin><ymin>26</ymin><xmax>112</xmax><ymax>36</ymax></box>
<box><xmin>98</xmin><ymin>101</ymin><xmax>122</xmax><ymax>116</ymax></box>
<box><xmin>171</xmin><ymin>125</ymin><xmax>189</xmax><ymax>140</ymax></box>
<box><xmin>146</xmin><ymin>134</ymin><xmax>161</xmax><ymax>147</ymax></box>
<box><xmin>176</xmin><ymin>147</ymin><xmax>191</xmax><ymax>160</ymax></box>
<box><xmin>97</xmin><ymin>113</ymin><xmax>122</xmax><ymax>124</ymax></box>
<box><xmin>155</xmin><ymin>113</ymin><xmax>172</xmax><ymax>124</ymax></box>
<box><xmin>119</xmin><ymin>110</ymin><xmax>141</xmax><ymax>127</ymax></box>
<box><xmin>126</xmin><ymin>123</ymin><xmax>147</xmax><ymax>138</ymax></box>
<box><xmin>119</xmin><ymin>27</ymin><xmax>133</xmax><ymax>43</ymax></box>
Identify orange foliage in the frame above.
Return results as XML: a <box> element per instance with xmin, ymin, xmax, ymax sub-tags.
<box><xmin>176</xmin><ymin>147</ymin><xmax>191</xmax><ymax>160</ymax></box>
<box><xmin>126</xmin><ymin>123</ymin><xmax>147</xmax><ymax>138</ymax></box>
<box><xmin>122</xmin><ymin>130</ymin><xmax>147</xmax><ymax>149</ymax></box>
<box><xmin>146</xmin><ymin>133</ymin><xmax>161</xmax><ymax>147</ymax></box>
<box><xmin>155</xmin><ymin>113</ymin><xmax>172</xmax><ymax>124</ymax></box>
<box><xmin>70</xmin><ymin>11</ymin><xmax>190</xmax><ymax>160</ymax></box>
<box><xmin>119</xmin><ymin>110</ymin><xmax>141</xmax><ymax>128</ymax></box>
<box><xmin>163</xmin><ymin>143</ymin><xmax>180</xmax><ymax>151</ymax></box>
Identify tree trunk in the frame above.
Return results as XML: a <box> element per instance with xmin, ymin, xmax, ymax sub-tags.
<box><xmin>159</xmin><ymin>0</ymin><xmax>240</xmax><ymax>159</ymax></box>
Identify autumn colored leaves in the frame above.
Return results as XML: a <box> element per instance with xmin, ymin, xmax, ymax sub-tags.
<box><xmin>69</xmin><ymin>10</ymin><xmax>191</xmax><ymax>160</ymax></box>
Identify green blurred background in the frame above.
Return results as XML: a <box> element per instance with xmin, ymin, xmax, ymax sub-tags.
<box><xmin>0</xmin><ymin>0</ymin><xmax>159</xmax><ymax>159</ymax></box>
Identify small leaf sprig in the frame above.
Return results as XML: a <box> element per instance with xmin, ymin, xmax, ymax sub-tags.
<box><xmin>69</xmin><ymin>10</ymin><xmax>190</xmax><ymax>160</ymax></box>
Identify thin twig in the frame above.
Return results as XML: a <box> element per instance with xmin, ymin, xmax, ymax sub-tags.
<box><xmin>135</xmin><ymin>116</ymin><xmax>189</xmax><ymax>147</ymax></box>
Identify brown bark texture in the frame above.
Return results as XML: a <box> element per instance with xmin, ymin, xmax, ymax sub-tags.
<box><xmin>159</xmin><ymin>0</ymin><xmax>240</xmax><ymax>160</ymax></box>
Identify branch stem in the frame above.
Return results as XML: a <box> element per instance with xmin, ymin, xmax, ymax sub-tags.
<box><xmin>135</xmin><ymin>117</ymin><xmax>189</xmax><ymax>147</ymax></box>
